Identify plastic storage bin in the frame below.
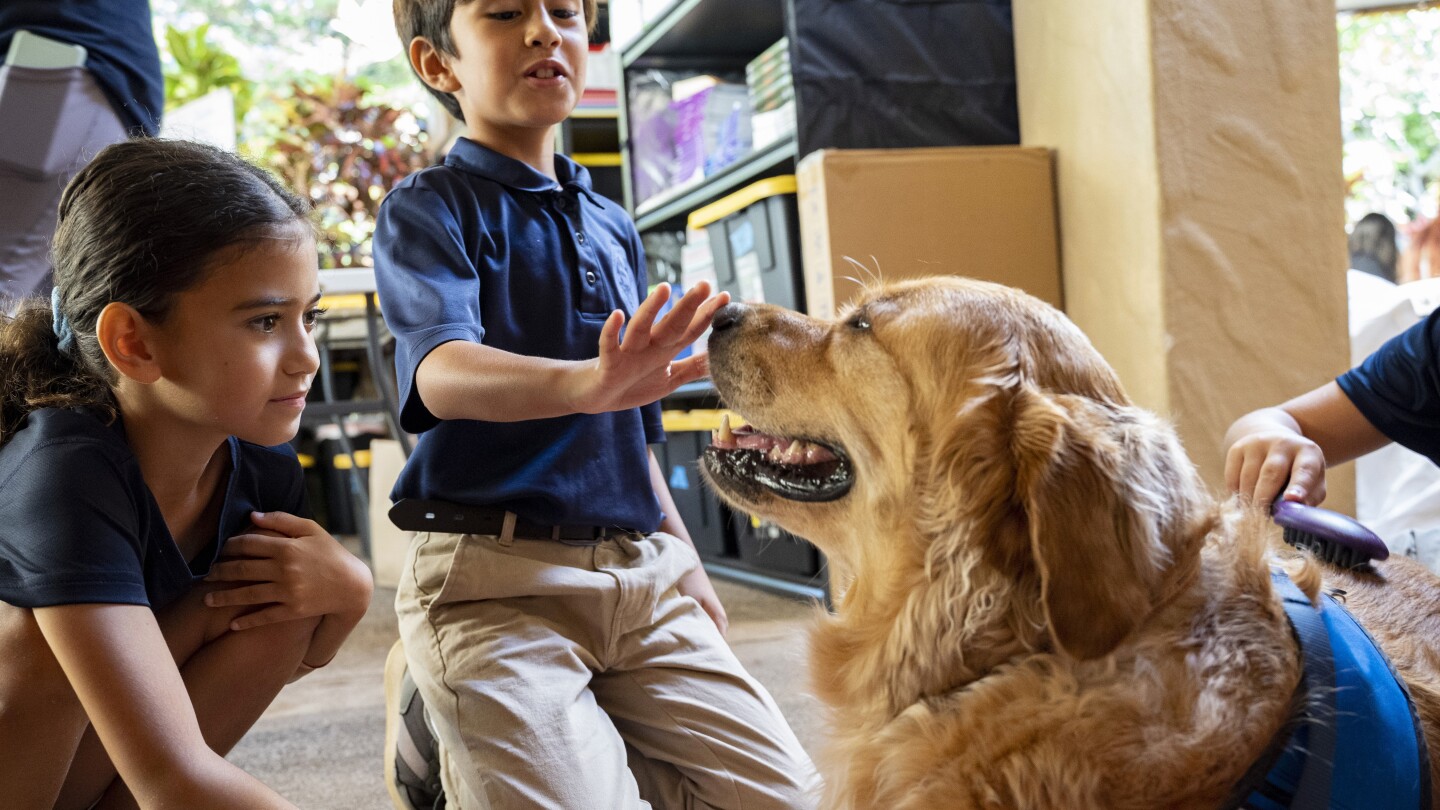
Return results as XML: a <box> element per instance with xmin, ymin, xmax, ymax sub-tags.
<box><xmin>657</xmin><ymin>410</ymin><xmax>735</xmax><ymax>560</ymax></box>
<box><xmin>731</xmin><ymin>512</ymin><xmax>821</xmax><ymax>581</ymax></box>
<box><xmin>317</xmin><ymin>435</ymin><xmax>372</xmax><ymax>535</ymax></box>
<box><xmin>687</xmin><ymin>175</ymin><xmax>805</xmax><ymax>312</ymax></box>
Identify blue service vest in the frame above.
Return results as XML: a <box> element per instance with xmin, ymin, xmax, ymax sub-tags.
<box><xmin>1229</xmin><ymin>571</ymin><xmax>1429</xmax><ymax>809</ymax></box>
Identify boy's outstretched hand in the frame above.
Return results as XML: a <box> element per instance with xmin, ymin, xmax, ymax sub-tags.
<box><xmin>569</xmin><ymin>281</ymin><xmax>730</xmax><ymax>414</ymax></box>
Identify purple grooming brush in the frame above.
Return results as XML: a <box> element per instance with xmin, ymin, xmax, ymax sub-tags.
<box><xmin>1271</xmin><ymin>500</ymin><xmax>1389</xmax><ymax>568</ymax></box>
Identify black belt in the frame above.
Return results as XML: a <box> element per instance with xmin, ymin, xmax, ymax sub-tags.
<box><xmin>388</xmin><ymin>499</ymin><xmax>634</xmax><ymax>543</ymax></box>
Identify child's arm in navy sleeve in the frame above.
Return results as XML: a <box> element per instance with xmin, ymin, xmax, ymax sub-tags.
<box><xmin>416</xmin><ymin>281</ymin><xmax>727</xmax><ymax>422</ymax></box>
<box><xmin>1221</xmin><ymin>311</ymin><xmax>1440</xmax><ymax>506</ymax></box>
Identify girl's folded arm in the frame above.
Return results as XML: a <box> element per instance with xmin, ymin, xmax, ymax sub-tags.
<box><xmin>32</xmin><ymin>603</ymin><xmax>296</xmax><ymax>810</ymax></box>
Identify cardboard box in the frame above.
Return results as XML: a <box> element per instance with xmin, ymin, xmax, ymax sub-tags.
<box><xmin>797</xmin><ymin>146</ymin><xmax>1062</xmax><ymax>318</ymax></box>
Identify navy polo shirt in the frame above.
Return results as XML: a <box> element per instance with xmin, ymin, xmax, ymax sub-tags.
<box><xmin>373</xmin><ymin>138</ymin><xmax>666</xmax><ymax>533</ymax></box>
<box><xmin>0</xmin><ymin>0</ymin><xmax>164</xmax><ymax>136</ymax></box>
<box><xmin>1338</xmin><ymin>307</ymin><xmax>1440</xmax><ymax>465</ymax></box>
<box><xmin>0</xmin><ymin>408</ymin><xmax>309</xmax><ymax>610</ymax></box>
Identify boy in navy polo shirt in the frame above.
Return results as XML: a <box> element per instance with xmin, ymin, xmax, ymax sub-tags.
<box><xmin>375</xmin><ymin>2</ymin><xmax>818</xmax><ymax>808</ymax></box>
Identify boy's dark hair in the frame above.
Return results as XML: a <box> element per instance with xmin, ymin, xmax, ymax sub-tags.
<box><xmin>394</xmin><ymin>0</ymin><xmax>599</xmax><ymax>122</ymax></box>
<box><xmin>0</xmin><ymin>139</ymin><xmax>312</xmax><ymax>445</ymax></box>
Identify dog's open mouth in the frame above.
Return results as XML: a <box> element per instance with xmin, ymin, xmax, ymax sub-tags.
<box><xmin>702</xmin><ymin>415</ymin><xmax>853</xmax><ymax>502</ymax></box>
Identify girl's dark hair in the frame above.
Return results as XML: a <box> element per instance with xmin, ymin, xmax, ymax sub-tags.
<box><xmin>0</xmin><ymin>139</ymin><xmax>311</xmax><ymax>445</ymax></box>
<box><xmin>394</xmin><ymin>0</ymin><xmax>599</xmax><ymax>122</ymax></box>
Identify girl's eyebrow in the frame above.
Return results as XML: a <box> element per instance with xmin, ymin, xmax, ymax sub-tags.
<box><xmin>232</xmin><ymin>292</ymin><xmax>324</xmax><ymax>312</ymax></box>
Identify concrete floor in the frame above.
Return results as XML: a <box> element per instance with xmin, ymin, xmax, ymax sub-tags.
<box><xmin>228</xmin><ymin>578</ymin><xmax>826</xmax><ymax>809</ymax></box>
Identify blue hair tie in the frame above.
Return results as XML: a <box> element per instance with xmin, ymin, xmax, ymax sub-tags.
<box><xmin>50</xmin><ymin>287</ymin><xmax>75</xmax><ymax>354</ymax></box>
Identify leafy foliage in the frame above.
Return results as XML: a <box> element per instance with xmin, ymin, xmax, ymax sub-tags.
<box><xmin>162</xmin><ymin>24</ymin><xmax>254</xmax><ymax>125</ymax></box>
<box><xmin>156</xmin><ymin>3</ymin><xmax>435</xmax><ymax>269</ymax></box>
<box><xmin>154</xmin><ymin>0</ymin><xmax>342</xmax><ymax>59</ymax></box>
<box><xmin>261</xmin><ymin>78</ymin><xmax>431</xmax><ymax>269</ymax></box>
<box><xmin>1339</xmin><ymin>9</ymin><xmax>1440</xmax><ymax>224</ymax></box>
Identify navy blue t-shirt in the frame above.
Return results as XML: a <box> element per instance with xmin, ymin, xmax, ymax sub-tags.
<box><xmin>0</xmin><ymin>0</ymin><xmax>163</xmax><ymax>136</ymax></box>
<box><xmin>0</xmin><ymin>408</ymin><xmax>308</xmax><ymax>610</ymax></box>
<box><xmin>373</xmin><ymin>138</ymin><xmax>666</xmax><ymax>533</ymax></box>
<box><xmin>1338</xmin><ymin>307</ymin><xmax>1440</xmax><ymax>464</ymax></box>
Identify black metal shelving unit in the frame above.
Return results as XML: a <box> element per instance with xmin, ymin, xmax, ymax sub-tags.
<box><xmin>618</xmin><ymin>0</ymin><xmax>807</xmax><ymax>601</ymax></box>
<box><xmin>617</xmin><ymin>0</ymin><xmax>790</xmax><ymax>228</ymax></box>
<box><xmin>618</xmin><ymin>0</ymin><xmax>1019</xmax><ymax>601</ymax></box>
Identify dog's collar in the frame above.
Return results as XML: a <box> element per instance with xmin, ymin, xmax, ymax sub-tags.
<box><xmin>1222</xmin><ymin>569</ymin><xmax>1430</xmax><ymax>809</ymax></box>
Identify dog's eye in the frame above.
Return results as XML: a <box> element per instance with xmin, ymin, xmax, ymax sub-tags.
<box><xmin>847</xmin><ymin>313</ymin><xmax>872</xmax><ymax>331</ymax></box>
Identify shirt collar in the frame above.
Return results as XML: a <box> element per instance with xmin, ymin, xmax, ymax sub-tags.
<box><xmin>445</xmin><ymin>137</ymin><xmax>605</xmax><ymax>208</ymax></box>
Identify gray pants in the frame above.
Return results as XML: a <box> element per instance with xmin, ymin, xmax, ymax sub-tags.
<box><xmin>0</xmin><ymin>65</ymin><xmax>128</xmax><ymax>307</ymax></box>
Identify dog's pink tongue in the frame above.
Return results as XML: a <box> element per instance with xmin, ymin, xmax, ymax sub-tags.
<box><xmin>734</xmin><ymin>430</ymin><xmax>781</xmax><ymax>451</ymax></box>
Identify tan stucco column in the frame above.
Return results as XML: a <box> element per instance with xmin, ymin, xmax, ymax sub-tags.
<box><xmin>1013</xmin><ymin>0</ymin><xmax>1354</xmax><ymax>509</ymax></box>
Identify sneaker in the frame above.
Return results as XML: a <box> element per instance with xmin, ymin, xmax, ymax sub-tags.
<box><xmin>384</xmin><ymin>640</ymin><xmax>447</xmax><ymax>810</ymax></box>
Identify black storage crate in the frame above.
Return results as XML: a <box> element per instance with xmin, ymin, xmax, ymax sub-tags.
<box><xmin>731</xmin><ymin>511</ymin><xmax>821</xmax><ymax>581</ymax></box>
<box><xmin>689</xmin><ymin>175</ymin><xmax>804</xmax><ymax>312</ymax></box>
<box><xmin>655</xmin><ymin>415</ymin><xmax>732</xmax><ymax>560</ymax></box>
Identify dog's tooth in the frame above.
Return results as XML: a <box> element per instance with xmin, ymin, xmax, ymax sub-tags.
<box><xmin>767</xmin><ymin>445</ymin><xmax>784</xmax><ymax>462</ymax></box>
<box><xmin>804</xmin><ymin>443</ymin><xmax>836</xmax><ymax>464</ymax></box>
<box><xmin>719</xmin><ymin>415</ymin><xmax>735</xmax><ymax>444</ymax></box>
<box><xmin>784</xmin><ymin>439</ymin><xmax>804</xmax><ymax>463</ymax></box>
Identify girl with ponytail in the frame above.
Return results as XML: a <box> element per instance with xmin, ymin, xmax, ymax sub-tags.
<box><xmin>0</xmin><ymin>139</ymin><xmax>373</xmax><ymax>809</ymax></box>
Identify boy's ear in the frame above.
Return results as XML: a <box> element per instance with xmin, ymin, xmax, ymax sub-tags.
<box><xmin>95</xmin><ymin>302</ymin><xmax>161</xmax><ymax>385</ymax></box>
<box><xmin>410</xmin><ymin>37</ymin><xmax>461</xmax><ymax>95</ymax></box>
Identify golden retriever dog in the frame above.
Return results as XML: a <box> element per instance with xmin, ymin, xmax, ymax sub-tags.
<box><xmin>700</xmin><ymin>276</ymin><xmax>1440</xmax><ymax>809</ymax></box>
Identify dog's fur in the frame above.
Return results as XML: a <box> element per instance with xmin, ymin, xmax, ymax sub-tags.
<box><xmin>702</xmin><ymin>277</ymin><xmax>1440</xmax><ymax>809</ymax></box>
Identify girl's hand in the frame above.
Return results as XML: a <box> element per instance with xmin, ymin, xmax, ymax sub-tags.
<box><xmin>204</xmin><ymin>511</ymin><xmax>373</xmax><ymax>631</ymax></box>
<box><xmin>569</xmin><ymin>282</ymin><xmax>730</xmax><ymax>414</ymax></box>
<box><xmin>677</xmin><ymin>565</ymin><xmax>729</xmax><ymax>638</ymax></box>
<box><xmin>1223</xmin><ymin>428</ymin><xmax>1327</xmax><ymax>507</ymax></box>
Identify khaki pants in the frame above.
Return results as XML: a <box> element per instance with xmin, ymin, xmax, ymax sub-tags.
<box><xmin>395</xmin><ymin>526</ymin><xmax>821</xmax><ymax>810</ymax></box>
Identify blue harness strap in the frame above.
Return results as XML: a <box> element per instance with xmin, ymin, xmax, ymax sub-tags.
<box><xmin>1227</xmin><ymin>571</ymin><xmax>1429</xmax><ymax>810</ymax></box>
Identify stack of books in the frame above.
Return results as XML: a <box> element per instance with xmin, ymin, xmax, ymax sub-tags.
<box><xmin>746</xmin><ymin>38</ymin><xmax>795</xmax><ymax>150</ymax></box>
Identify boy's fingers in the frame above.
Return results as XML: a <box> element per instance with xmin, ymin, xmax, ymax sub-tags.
<box><xmin>668</xmin><ymin>354</ymin><xmax>710</xmax><ymax>388</ymax></box>
<box><xmin>205</xmin><ymin>582</ymin><xmax>282</xmax><ymax>608</ymax></box>
<box><xmin>1222</xmin><ymin>445</ymin><xmax>1244</xmax><ymax>494</ymax></box>
<box><xmin>1286</xmin><ymin>449</ymin><xmax>1325</xmax><ymax>505</ymax></box>
<box><xmin>676</xmin><ymin>292</ymin><xmax>730</xmax><ymax>346</ymax></box>
<box><xmin>1253</xmin><ymin>454</ymin><xmax>1292</xmax><ymax>509</ymax></box>
<box><xmin>628</xmin><ymin>283</ymin><xmax>672</xmax><ymax>343</ymax></box>
<box><xmin>1237</xmin><ymin>452</ymin><xmax>1264</xmax><ymax>506</ymax></box>
<box><xmin>230</xmin><ymin>604</ymin><xmax>300</xmax><ymax>632</ymax></box>
<box><xmin>599</xmin><ymin>309</ymin><xmax>625</xmax><ymax>355</ymax></box>
<box><xmin>652</xmin><ymin>283</ymin><xmax>713</xmax><ymax>344</ymax></box>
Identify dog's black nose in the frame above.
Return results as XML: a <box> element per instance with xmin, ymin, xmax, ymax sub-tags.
<box><xmin>711</xmin><ymin>303</ymin><xmax>748</xmax><ymax>333</ymax></box>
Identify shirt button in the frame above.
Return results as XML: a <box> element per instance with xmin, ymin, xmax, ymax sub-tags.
<box><xmin>586</xmin><ymin>270</ymin><xmax>598</xmax><ymax>284</ymax></box>
<box><xmin>576</xmin><ymin>232</ymin><xmax>587</xmax><ymax>245</ymax></box>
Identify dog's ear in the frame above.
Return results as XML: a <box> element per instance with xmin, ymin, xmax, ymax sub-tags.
<box><xmin>1010</xmin><ymin>384</ymin><xmax>1175</xmax><ymax>661</ymax></box>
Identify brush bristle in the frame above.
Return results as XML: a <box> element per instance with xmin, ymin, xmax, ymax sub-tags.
<box><xmin>1284</xmin><ymin>526</ymin><xmax>1360</xmax><ymax>568</ymax></box>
